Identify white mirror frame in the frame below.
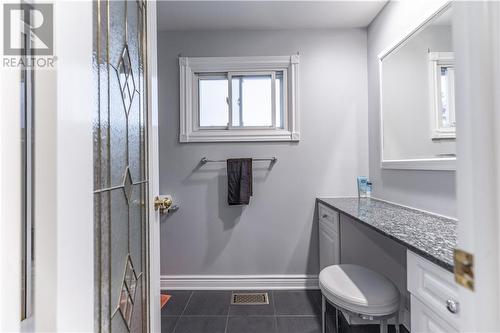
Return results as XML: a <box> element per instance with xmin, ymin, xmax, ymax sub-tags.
<box><xmin>378</xmin><ymin>1</ymin><xmax>456</xmax><ymax>171</ymax></box>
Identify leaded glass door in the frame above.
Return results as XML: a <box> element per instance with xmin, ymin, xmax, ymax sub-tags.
<box><xmin>93</xmin><ymin>1</ymin><xmax>149</xmax><ymax>332</ymax></box>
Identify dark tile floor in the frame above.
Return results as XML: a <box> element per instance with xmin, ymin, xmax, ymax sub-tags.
<box><xmin>161</xmin><ymin>290</ymin><xmax>407</xmax><ymax>333</ymax></box>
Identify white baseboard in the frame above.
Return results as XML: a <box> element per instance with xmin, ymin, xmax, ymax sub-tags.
<box><xmin>160</xmin><ymin>274</ymin><xmax>319</xmax><ymax>290</ymax></box>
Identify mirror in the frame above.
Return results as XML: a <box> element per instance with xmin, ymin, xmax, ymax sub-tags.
<box><xmin>380</xmin><ymin>4</ymin><xmax>455</xmax><ymax>170</ymax></box>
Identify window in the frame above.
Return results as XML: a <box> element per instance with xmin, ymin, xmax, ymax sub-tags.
<box><xmin>179</xmin><ymin>56</ymin><xmax>299</xmax><ymax>142</ymax></box>
<box><xmin>198</xmin><ymin>76</ymin><xmax>229</xmax><ymax>127</ymax></box>
<box><xmin>429</xmin><ymin>52</ymin><xmax>456</xmax><ymax>139</ymax></box>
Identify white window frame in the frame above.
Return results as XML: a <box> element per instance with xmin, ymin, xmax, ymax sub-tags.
<box><xmin>429</xmin><ymin>51</ymin><xmax>456</xmax><ymax>140</ymax></box>
<box><xmin>179</xmin><ymin>55</ymin><xmax>300</xmax><ymax>142</ymax></box>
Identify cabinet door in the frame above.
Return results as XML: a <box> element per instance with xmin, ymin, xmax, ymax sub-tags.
<box><xmin>318</xmin><ymin>204</ymin><xmax>339</xmax><ymax>233</ymax></box>
<box><xmin>411</xmin><ymin>296</ymin><xmax>458</xmax><ymax>333</ymax></box>
<box><xmin>407</xmin><ymin>251</ymin><xmax>459</xmax><ymax>328</ymax></box>
<box><xmin>319</xmin><ymin>223</ymin><xmax>339</xmax><ymax>270</ymax></box>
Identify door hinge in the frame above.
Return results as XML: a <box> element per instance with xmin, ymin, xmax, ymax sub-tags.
<box><xmin>454</xmin><ymin>248</ymin><xmax>474</xmax><ymax>291</ymax></box>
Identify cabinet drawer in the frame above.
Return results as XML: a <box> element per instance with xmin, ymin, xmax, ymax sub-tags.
<box><xmin>411</xmin><ymin>296</ymin><xmax>458</xmax><ymax>333</ymax></box>
<box><xmin>319</xmin><ymin>222</ymin><xmax>340</xmax><ymax>270</ymax></box>
<box><xmin>407</xmin><ymin>251</ymin><xmax>459</xmax><ymax>329</ymax></box>
<box><xmin>318</xmin><ymin>203</ymin><xmax>339</xmax><ymax>233</ymax></box>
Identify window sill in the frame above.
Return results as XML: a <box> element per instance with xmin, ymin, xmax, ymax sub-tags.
<box><xmin>431</xmin><ymin>130</ymin><xmax>456</xmax><ymax>140</ymax></box>
<box><xmin>180</xmin><ymin>129</ymin><xmax>300</xmax><ymax>143</ymax></box>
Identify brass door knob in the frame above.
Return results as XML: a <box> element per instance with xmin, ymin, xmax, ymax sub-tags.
<box><xmin>154</xmin><ymin>196</ymin><xmax>173</xmax><ymax>214</ymax></box>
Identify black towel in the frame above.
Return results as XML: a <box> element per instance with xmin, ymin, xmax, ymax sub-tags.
<box><xmin>227</xmin><ymin>158</ymin><xmax>253</xmax><ymax>205</ymax></box>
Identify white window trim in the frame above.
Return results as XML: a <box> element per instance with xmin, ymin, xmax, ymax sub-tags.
<box><xmin>179</xmin><ymin>55</ymin><xmax>300</xmax><ymax>143</ymax></box>
<box><xmin>429</xmin><ymin>51</ymin><xmax>456</xmax><ymax>140</ymax></box>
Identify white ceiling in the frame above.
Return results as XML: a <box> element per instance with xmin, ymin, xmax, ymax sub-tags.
<box><xmin>157</xmin><ymin>1</ymin><xmax>388</xmax><ymax>31</ymax></box>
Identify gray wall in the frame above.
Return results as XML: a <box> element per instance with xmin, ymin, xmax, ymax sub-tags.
<box><xmin>368</xmin><ymin>2</ymin><xmax>457</xmax><ymax>217</ymax></box>
<box><xmin>158</xmin><ymin>29</ymin><xmax>369</xmax><ymax>276</ymax></box>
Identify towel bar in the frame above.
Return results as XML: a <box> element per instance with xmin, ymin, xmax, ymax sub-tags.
<box><xmin>200</xmin><ymin>157</ymin><xmax>277</xmax><ymax>164</ymax></box>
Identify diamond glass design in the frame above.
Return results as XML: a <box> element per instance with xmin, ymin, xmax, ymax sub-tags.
<box><xmin>122</xmin><ymin>167</ymin><xmax>133</xmax><ymax>203</ymax></box>
<box><xmin>95</xmin><ymin>2</ymin><xmax>148</xmax><ymax>332</ymax></box>
<box><xmin>116</xmin><ymin>45</ymin><xmax>136</xmax><ymax>115</ymax></box>
<box><xmin>118</xmin><ymin>255</ymin><xmax>139</xmax><ymax>329</ymax></box>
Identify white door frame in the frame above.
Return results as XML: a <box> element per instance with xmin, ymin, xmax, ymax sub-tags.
<box><xmin>454</xmin><ymin>2</ymin><xmax>500</xmax><ymax>332</ymax></box>
<box><xmin>34</xmin><ymin>1</ymin><xmax>94</xmax><ymax>331</ymax></box>
<box><xmin>0</xmin><ymin>8</ymin><xmax>23</xmax><ymax>331</ymax></box>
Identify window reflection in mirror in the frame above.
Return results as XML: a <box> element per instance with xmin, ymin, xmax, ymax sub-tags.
<box><xmin>381</xmin><ymin>6</ymin><xmax>456</xmax><ymax>161</ymax></box>
<box><xmin>429</xmin><ymin>51</ymin><xmax>455</xmax><ymax>139</ymax></box>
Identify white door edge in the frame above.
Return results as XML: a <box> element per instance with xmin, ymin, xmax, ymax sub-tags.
<box><xmin>147</xmin><ymin>1</ymin><xmax>161</xmax><ymax>332</ymax></box>
<box><xmin>454</xmin><ymin>2</ymin><xmax>500</xmax><ymax>332</ymax></box>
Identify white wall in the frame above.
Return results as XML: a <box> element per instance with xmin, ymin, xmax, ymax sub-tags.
<box><xmin>368</xmin><ymin>1</ymin><xmax>457</xmax><ymax>217</ymax></box>
<box><xmin>158</xmin><ymin>29</ymin><xmax>368</xmax><ymax>277</ymax></box>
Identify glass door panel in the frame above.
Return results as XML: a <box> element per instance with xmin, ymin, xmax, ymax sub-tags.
<box><xmin>93</xmin><ymin>1</ymin><xmax>148</xmax><ymax>332</ymax></box>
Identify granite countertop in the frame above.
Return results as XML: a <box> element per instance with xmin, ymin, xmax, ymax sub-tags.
<box><xmin>317</xmin><ymin>197</ymin><xmax>457</xmax><ymax>272</ymax></box>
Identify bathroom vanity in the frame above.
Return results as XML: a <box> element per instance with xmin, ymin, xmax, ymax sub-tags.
<box><xmin>317</xmin><ymin>197</ymin><xmax>459</xmax><ymax>332</ymax></box>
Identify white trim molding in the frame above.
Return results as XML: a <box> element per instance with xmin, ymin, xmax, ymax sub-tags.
<box><xmin>161</xmin><ymin>275</ymin><xmax>319</xmax><ymax>290</ymax></box>
<box><xmin>381</xmin><ymin>158</ymin><xmax>456</xmax><ymax>171</ymax></box>
<box><xmin>377</xmin><ymin>1</ymin><xmax>451</xmax><ymax>62</ymax></box>
<box><xmin>179</xmin><ymin>55</ymin><xmax>300</xmax><ymax>143</ymax></box>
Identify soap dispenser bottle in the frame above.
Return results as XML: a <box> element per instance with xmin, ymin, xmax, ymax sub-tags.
<box><xmin>366</xmin><ymin>182</ymin><xmax>372</xmax><ymax>198</ymax></box>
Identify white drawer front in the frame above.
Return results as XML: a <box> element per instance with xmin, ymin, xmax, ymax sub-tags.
<box><xmin>411</xmin><ymin>296</ymin><xmax>458</xmax><ymax>333</ymax></box>
<box><xmin>318</xmin><ymin>203</ymin><xmax>339</xmax><ymax>233</ymax></box>
<box><xmin>407</xmin><ymin>251</ymin><xmax>459</xmax><ymax>329</ymax></box>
